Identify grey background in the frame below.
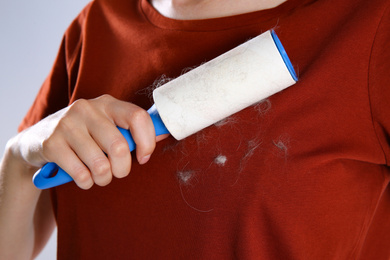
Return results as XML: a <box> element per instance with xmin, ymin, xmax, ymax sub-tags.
<box><xmin>0</xmin><ymin>0</ymin><xmax>91</xmax><ymax>258</ymax></box>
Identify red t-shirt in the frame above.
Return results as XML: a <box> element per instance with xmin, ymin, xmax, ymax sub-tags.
<box><xmin>19</xmin><ymin>0</ymin><xmax>390</xmax><ymax>258</ymax></box>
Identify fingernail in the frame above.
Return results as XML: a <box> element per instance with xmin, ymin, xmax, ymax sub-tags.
<box><xmin>139</xmin><ymin>154</ymin><xmax>151</xmax><ymax>165</ymax></box>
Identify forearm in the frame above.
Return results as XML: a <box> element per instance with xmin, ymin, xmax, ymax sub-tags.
<box><xmin>0</xmin><ymin>137</ymin><xmax>53</xmax><ymax>259</ymax></box>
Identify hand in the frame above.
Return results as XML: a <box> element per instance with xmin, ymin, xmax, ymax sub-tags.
<box><xmin>16</xmin><ymin>94</ymin><xmax>164</xmax><ymax>189</ymax></box>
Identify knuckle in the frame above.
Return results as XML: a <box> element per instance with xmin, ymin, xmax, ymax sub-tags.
<box><xmin>93</xmin><ymin>94</ymin><xmax>114</xmax><ymax>106</ymax></box>
<box><xmin>69</xmin><ymin>99</ymin><xmax>92</xmax><ymax>116</ymax></box>
<box><xmin>72</xmin><ymin>168</ymin><xmax>93</xmax><ymax>188</ymax></box>
<box><xmin>71</xmin><ymin>98</ymin><xmax>89</xmax><ymax>109</ymax></box>
<box><xmin>93</xmin><ymin>165</ymin><xmax>113</xmax><ymax>186</ymax></box>
<box><xmin>41</xmin><ymin>138</ymin><xmax>59</xmax><ymax>159</ymax></box>
<box><xmin>91</xmin><ymin>157</ymin><xmax>111</xmax><ymax>177</ymax></box>
<box><xmin>109</xmin><ymin>138</ymin><xmax>129</xmax><ymax>158</ymax></box>
<box><xmin>129</xmin><ymin>108</ymin><xmax>150</xmax><ymax>125</ymax></box>
<box><xmin>98</xmin><ymin>94</ymin><xmax>113</xmax><ymax>102</ymax></box>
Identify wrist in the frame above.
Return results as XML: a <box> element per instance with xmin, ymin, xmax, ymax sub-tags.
<box><xmin>3</xmin><ymin>135</ymin><xmax>40</xmax><ymax>181</ymax></box>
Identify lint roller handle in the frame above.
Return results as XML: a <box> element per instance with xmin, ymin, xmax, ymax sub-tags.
<box><xmin>32</xmin><ymin>105</ymin><xmax>169</xmax><ymax>189</ymax></box>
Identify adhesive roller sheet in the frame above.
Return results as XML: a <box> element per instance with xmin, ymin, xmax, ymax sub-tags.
<box><xmin>33</xmin><ymin>30</ymin><xmax>298</xmax><ymax>189</ymax></box>
<box><xmin>153</xmin><ymin>30</ymin><xmax>297</xmax><ymax>140</ymax></box>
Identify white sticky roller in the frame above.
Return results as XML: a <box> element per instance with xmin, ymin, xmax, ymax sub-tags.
<box><xmin>153</xmin><ymin>30</ymin><xmax>297</xmax><ymax>140</ymax></box>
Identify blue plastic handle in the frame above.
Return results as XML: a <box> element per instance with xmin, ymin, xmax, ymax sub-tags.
<box><xmin>33</xmin><ymin>105</ymin><xmax>169</xmax><ymax>189</ymax></box>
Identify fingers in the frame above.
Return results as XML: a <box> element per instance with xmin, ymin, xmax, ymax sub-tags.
<box><xmin>127</xmin><ymin>109</ymin><xmax>156</xmax><ymax>164</ymax></box>
<box><xmin>41</xmin><ymin>137</ymin><xmax>94</xmax><ymax>190</ymax></box>
<box><xmin>94</xmin><ymin>95</ymin><xmax>157</xmax><ymax>165</ymax></box>
<box><xmin>39</xmin><ymin>95</ymin><xmax>159</xmax><ymax>189</ymax></box>
<box><xmin>86</xmin><ymin>118</ymin><xmax>131</xmax><ymax>179</ymax></box>
<box><xmin>65</xmin><ymin>127</ymin><xmax>115</xmax><ymax>187</ymax></box>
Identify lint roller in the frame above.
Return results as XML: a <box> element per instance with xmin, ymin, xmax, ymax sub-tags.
<box><xmin>33</xmin><ymin>30</ymin><xmax>298</xmax><ymax>189</ymax></box>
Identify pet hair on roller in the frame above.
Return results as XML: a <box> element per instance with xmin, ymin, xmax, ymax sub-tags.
<box><xmin>33</xmin><ymin>30</ymin><xmax>298</xmax><ymax>189</ymax></box>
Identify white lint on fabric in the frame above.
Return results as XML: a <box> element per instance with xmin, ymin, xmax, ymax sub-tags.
<box><xmin>214</xmin><ymin>155</ymin><xmax>227</xmax><ymax>166</ymax></box>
